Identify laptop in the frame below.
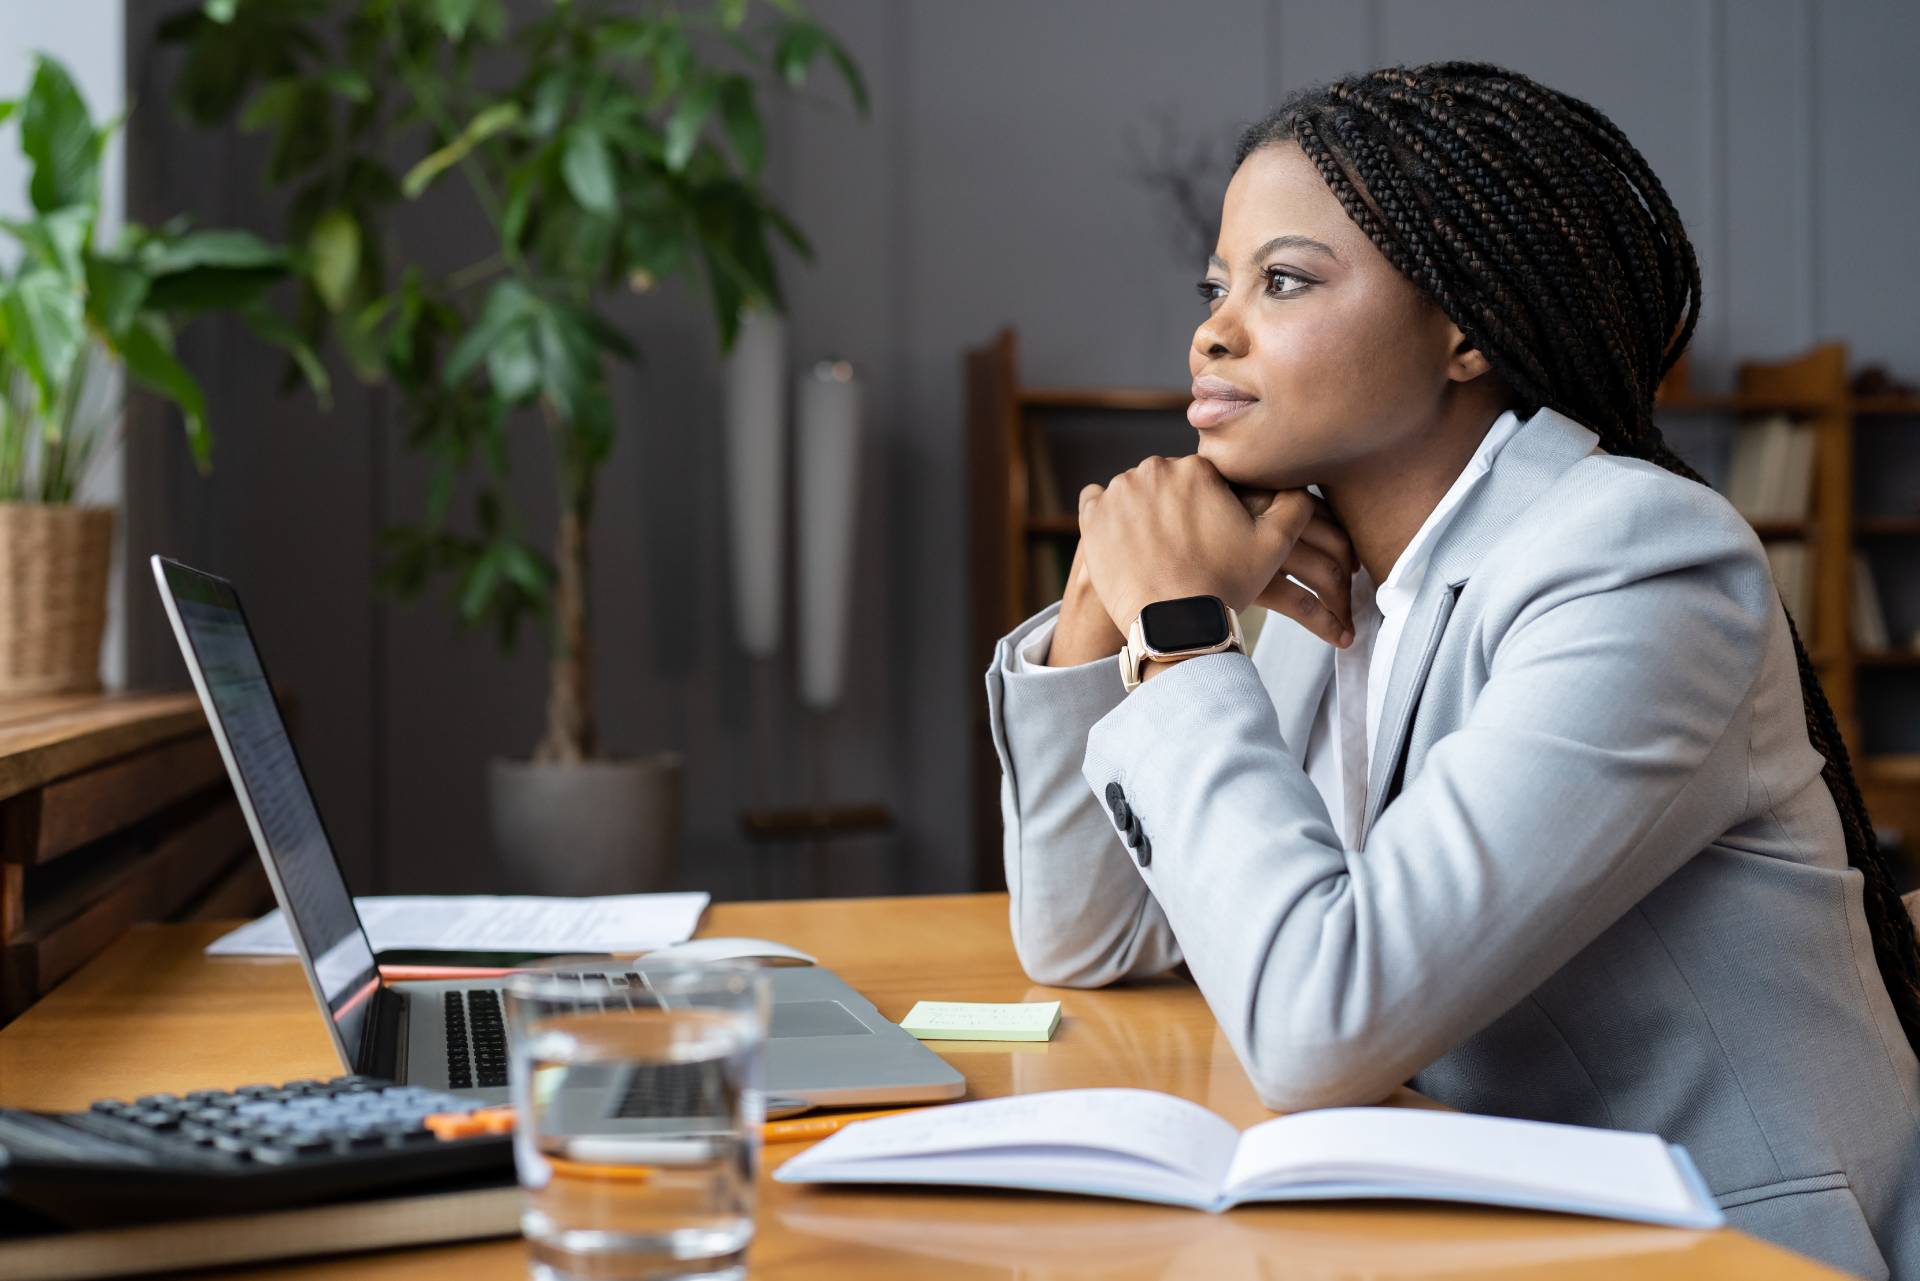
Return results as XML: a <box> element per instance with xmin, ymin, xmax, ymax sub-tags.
<box><xmin>152</xmin><ymin>555</ymin><xmax>964</xmax><ymax>1109</ymax></box>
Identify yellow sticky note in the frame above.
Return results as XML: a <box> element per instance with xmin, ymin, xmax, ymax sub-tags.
<box><xmin>900</xmin><ymin>1000</ymin><xmax>1062</xmax><ymax>1042</ymax></box>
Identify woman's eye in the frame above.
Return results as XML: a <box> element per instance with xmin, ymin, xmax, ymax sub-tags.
<box><xmin>1264</xmin><ymin>267</ymin><xmax>1310</xmax><ymax>297</ymax></box>
<box><xmin>1193</xmin><ymin>269</ymin><xmax>1310</xmax><ymax>306</ymax></box>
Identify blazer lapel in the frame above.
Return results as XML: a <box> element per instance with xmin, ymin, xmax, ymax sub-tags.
<box><xmin>1355</xmin><ymin>406</ymin><xmax>1603</xmax><ymax>847</ymax></box>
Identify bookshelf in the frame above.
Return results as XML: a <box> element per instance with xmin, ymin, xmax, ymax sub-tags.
<box><xmin>965</xmin><ymin>327</ymin><xmax>1920</xmax><ymax>890</ymax></box>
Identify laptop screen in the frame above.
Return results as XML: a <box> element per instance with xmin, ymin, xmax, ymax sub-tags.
<box><xmin>153</xmin><ymin>558</ymin><xmax>380</xmax><ymax>1070</ymax></box>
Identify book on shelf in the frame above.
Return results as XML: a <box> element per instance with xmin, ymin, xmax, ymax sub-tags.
<box><xmin>1726</xmin><ymin>414</ymin><xmax>1816</xmax><ymax>522</ymax></box>
<box><xmin>774</xmin><ymin>1087</ymin><xmax>1723</xmax><ymax>1228</ymax></box>
<box><xmin>0</xmin><ymin>1179</ymin><xmax>519</xmax><ymax>1281</ymax></box>
<box><xmin>1853</xmin><ymin>552</ymin><xmax>1891</xmax><ymax>651</ymax></box>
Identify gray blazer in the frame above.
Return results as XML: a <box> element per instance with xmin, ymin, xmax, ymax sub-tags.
<box><xmin>985</xmin><ymin>404</ymin><xmax>1920</xmax><ymax>1279</ymax></box>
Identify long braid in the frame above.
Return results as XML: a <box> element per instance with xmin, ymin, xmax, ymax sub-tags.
<box><xmin>1231</xmin><ymin>61</ymin><xmax>1920</xmax><ymax>1055</ymax></box>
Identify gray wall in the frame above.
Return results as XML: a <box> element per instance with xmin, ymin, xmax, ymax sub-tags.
<box><xmin>119</xmin><ymin>0</ymin><xmax>1920</xmax><ymax>901</ymax></box>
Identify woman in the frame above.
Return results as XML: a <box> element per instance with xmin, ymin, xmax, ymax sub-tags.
<box><xmin>985</xmin><ymin>62</ymin><xmax>1920</xmax><ymax>1279</ymax></box>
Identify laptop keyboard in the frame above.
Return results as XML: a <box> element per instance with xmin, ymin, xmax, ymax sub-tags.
<box><xmin>444</xmin><ymin>975</ymin><xmax>664</xmax><ymax>1090</ymax></box>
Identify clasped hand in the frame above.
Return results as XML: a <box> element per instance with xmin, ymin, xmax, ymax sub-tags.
<box><xmin>1073</xmin><ymin>454</ymin><xmax>1357</xmax><ymax>652</ymax></box>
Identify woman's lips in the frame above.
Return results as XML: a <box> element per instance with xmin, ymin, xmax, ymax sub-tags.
<box><xmin>1188</xmin><ymin>396</ymin><xmax>1258</xmax><ymax>429</ymax></box>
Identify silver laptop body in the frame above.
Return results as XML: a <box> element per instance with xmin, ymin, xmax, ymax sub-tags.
<box><xmin>152</xmin><ymin>555</ymin><xmax>964</xmax><ymax>1108</ymax></box>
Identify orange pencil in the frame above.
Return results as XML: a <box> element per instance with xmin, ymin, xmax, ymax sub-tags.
<box><xmin>760</xmin><ymin>1105</ymin><xmax>936</xmax><ymax>1143</ymax></box>
<box><xmin>423</xmin><ymin>1102</ymin><xmax>941</xmax><ymax>1143</ymax></box>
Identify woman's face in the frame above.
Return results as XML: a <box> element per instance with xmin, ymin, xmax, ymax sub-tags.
<box><xmin>1188</xmin><ymin>141</ymin><xmax>1472</xmax><ymax>491</ymax></box>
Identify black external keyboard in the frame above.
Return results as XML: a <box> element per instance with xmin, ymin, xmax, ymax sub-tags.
<box><xmin>1</xmin><ymin>1075</ymin><xmax>510</xmax><ymax>1229</ymax></box>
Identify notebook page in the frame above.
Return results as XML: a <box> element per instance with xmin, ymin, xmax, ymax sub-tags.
<box><xmin>1223</xmin><ymin>1108</ymin><xmax>1697</xmax><ymax>1219</ymax></box>
<box><xmin>205</xmin><ymin>893</ymin><xmax>710</xmax><ymax>956</ymax></box>
<box><xmin>783</xmin><ymin>1089</ymin><xmax>1239</xmax><ymax>1187</ymax></box>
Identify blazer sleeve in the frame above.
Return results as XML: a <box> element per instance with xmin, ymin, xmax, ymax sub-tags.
<box><xmin>1078</xmin><ymin>499</ymin><xmax>1776</xmax><ymax>1112</ymax></box>
<box><xmin>986</xmin><ymin>600</ymin><xmax>1184</xmax><ymax>987</ymax></box>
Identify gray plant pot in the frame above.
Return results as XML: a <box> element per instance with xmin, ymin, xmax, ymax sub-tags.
<box><xmin>487</xmin><ymin>752</ymin><xmax>685</xmax><ymax>895</ymax></box>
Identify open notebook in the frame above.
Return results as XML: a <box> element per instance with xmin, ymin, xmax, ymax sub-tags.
<box><xmin>775</xmin><ymin>1088</ymin><xmax>1723</xmax><ymax>1228</ymax></box>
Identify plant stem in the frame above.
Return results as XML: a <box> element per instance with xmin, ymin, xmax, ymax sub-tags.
<box><xmin>535</xmin><ymin>500</ymin><xmax>595</xmax><ymax>764</ymax></box>
<box><xmin>534</xmin><ymin>398</ymin><xmax>596</xmax><ymax>764</ymax></box>
<box><xmin>446</xmin><ymin>253</ymin><xmax>507</xmax><ymax>292</ymax></box>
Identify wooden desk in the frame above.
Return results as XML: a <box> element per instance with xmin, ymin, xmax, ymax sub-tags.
<box><xmin>0</xmin><ymin>894</ymin><xmax>1845</xmax><ymax>1280</ymax></box>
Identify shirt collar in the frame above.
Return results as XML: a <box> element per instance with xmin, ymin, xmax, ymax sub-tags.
<box><xmin>1371</xmin><ymin>407</ymin><xmax>1531</xmax><ymax>619</ymax></box>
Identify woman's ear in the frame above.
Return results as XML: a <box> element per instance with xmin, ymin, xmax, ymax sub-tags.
<box><xmin>1446</xmin><ymin>326</ymin><xmax>1495</xmax><ymax>383</ymax></box>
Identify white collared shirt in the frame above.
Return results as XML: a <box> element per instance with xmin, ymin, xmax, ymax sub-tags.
<box><xmin>1304</xmin><ymin>406</ymin><xmax>1528</xmax><ymax>847</ymax></box>
<box><xmin>1010</xmin><ymin>406</ymin><xmax>1531</xmax><ymax>850</ymax></box>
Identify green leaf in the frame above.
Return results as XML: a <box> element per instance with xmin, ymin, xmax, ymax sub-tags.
<box><xmin>205</xmin><ymin>0</ymin><xmax>239</xmax><ymax>22</ymax></box>
<box><xmin>717</xmin><ymin>77</ymin><xmax>764</xmax><ymax>177</ymax></box>
<box><xmin>459</xmin><ymin>550</ymin><xmax>501</xmax><ymax>622</ymax></box>
<box><xmin>142</xmin><ymin>228</ymin><xmax>285</xmax><ymax>274</ymax></box>
<box><xmin>401</xmin><ymin>102</ymin><xmax>521</xmax><ymax>199</ymax></box>
<box><xmin>241</xmin><ymin>304</ymin><xmax>331</xmax><ymax>406</ymax></box>
<box><xmin>561</xmin><ymin>126</ymin><xmax>618</xmax><ymax>216</ymax></box>
<box><xmin>307</xmin><ymin>207</ymin><xmax>360</xmax><ymax>312</ymax></box>
<box><xmin>664</xmin><ymin>76</ymin><xmax>719</xmax><ymax>172</ymax></box>
<box><xmin>718</xmin><ymin>0</ymin><xmax>748</xmax><ymax>30</ymax></box>
<box><xmin>83</xmin><ymin>255</ymin><xmax>150</xmax><ymax>338</ymax></box>
<box><xmin>0</xmin><ymin>272</ymin><xmax>85</xmax><ymax>411</ymax></box>
<box><xmin>119</xmin><ymin>318</ymin><xmax>211</xmax><ymax>469</ymax></box>
<box><xmin>432</xmin><ymin>0</ymin><xmax>477</xmax><ymax>39</ymax></box>
<box><xmin>821</xmin><ymin>33</ymin><xmax>871</xmax><ymax>114</ymax></box>
<box><xmin>0</xmin><ymin>101</ymin><xmax>16</xmax><ymax>129</ymax></box>
<box><xmin>773</xmin><ymin>23</ymin><xmax>824</xmax><ymax>90</ymax></box>
<box><xmin>0</xmin><ymin>206</ymin><xmax>91</xmax><ymax>283</ymax></box>
<box><xmin>501</xmin><ymin>153</ymin><xmax>544</xmax><ymax>251</ymax></box>
<box><xmin>486</xmin><ymin>325</ymin><xmax>540</xmax><ymax>402</ymax></box>
<box><xmin>317</xmin><ymin>69</ymin><xmax>372</xmax><ymax>102</ymax></box>
<box><xmin>526</xmin><ymin>70</ymin><xmax>573</xmax><ymax>137</ymax></box>
<box><xmin>445</xmin><ymin>279</ymin><xmax>534</xmax><ymax>385</ymax></box>
<box><xmin>20</xmin><ymin>55</ymin><xmax>101</xmax><ymax>214</ymax></box>
<box><xmin>238</xmin><ymin>79</ymin><xmax>302</xmax><ymax>131</ymax></box>
<box><xmin>773</xmin><ymin>22</ymin><xmax>869</xmax><ymax>113</ymax></box>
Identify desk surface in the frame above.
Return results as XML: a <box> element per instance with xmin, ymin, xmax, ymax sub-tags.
<box><xmin>0</xmin><ymin>893</ymin><xmax>1843</xmax><ymax>1280</ymax></box>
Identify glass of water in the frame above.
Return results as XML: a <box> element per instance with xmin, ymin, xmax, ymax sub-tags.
<box><xmin>504</xmin><ymin>962</ymin><xmax>771</xmax><ymax>1281</ymax></box>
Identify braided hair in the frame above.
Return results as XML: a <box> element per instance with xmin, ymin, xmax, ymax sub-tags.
<box><xmin>1230</xmin><ymin>60</ymin><xmax>1920</xmax><ymax>1056</ymax></box>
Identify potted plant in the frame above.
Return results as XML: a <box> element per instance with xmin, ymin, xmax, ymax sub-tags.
<box><xmin>162</xmin><ymin>0</ymin><xmax>866</xmax><ymax>891</ymax></box>
<box><xmin>0</xmin><ymin>52</ymin><xmax>315</xmax><ymax>696</ymax></box>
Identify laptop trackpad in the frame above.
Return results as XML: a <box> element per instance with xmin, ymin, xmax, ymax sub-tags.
<box><xmin>771</xmin><ymin>1000</ymin><xmax>871</xmax><ymax>1038</ymax></box>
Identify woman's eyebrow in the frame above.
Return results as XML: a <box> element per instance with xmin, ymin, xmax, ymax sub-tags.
<box><xmin>1207</xmin><ymin>234</ymin><xmax>1342</xmax><ymax>271</ymax></box>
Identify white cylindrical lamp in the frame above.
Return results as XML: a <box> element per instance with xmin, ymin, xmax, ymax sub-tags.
<box><xmin>794</xmin><ymin>359</ymin><xmax>864</xmax><ymax>711</ymax></box>
<box><xmin>721</xmin><ymin>304</ymin><xmax>788</xmax><ymax>657</ymax></box>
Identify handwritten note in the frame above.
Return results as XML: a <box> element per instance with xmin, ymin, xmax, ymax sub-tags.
<box><xmin>900</xmin><ymin>1000</ymin><xmax>1062</xmax><ymax>1042</ymax></box>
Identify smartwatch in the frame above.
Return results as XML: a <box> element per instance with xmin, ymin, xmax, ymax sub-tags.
<box><xmin>1118</xmin><ymin>594</ymin><xmax>1246</xmax><ymax>693</ymax></box>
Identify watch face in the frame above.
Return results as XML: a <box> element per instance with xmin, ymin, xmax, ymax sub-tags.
<box><xmin>1140</xmin><ymin>596</ymin><xmax>1230</xmax><ymax>654</ymax></box>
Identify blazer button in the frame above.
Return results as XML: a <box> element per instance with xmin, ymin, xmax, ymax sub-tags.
<box><xmin>1124</xmin><ymin>814</ymin><xmax>1143</xmax><ymax>848</ymax></box>
<box><xmin>1134</xmin><ymin>834</ymin><xmax>1152</xmax><ymax>868</ymax></box>
<box><xmin>1104</xmin><ymin>781</ymin><xmax>1126</xmax><ymax>817</ymax></box>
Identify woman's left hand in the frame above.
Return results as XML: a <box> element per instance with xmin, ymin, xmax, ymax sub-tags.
<box><xmin>1076</xmin><ymin>454</ymin><xmax>1308</xmax><ymax>638</ymax></box>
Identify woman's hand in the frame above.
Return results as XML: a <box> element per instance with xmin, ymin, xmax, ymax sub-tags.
<box><xmin>1046</xmin><ymin>538</ymin><xmax>1128</xmax><ymax>667</ymax></box>
<box><xmin>1238</xmin><ymin>486</ymin><xmax>1358</xmax><ymax>650</ymax></box>
<box><xmin>1076</xmin><ymin>455</ymin><xmax>1356</xmax><ymax>650</ymax></box>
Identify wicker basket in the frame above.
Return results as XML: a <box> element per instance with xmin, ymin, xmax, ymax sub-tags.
<box><xmin>0</xmin><ymin>504</ymin><xmax>114</xmax><ymax>696</ymax></box>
